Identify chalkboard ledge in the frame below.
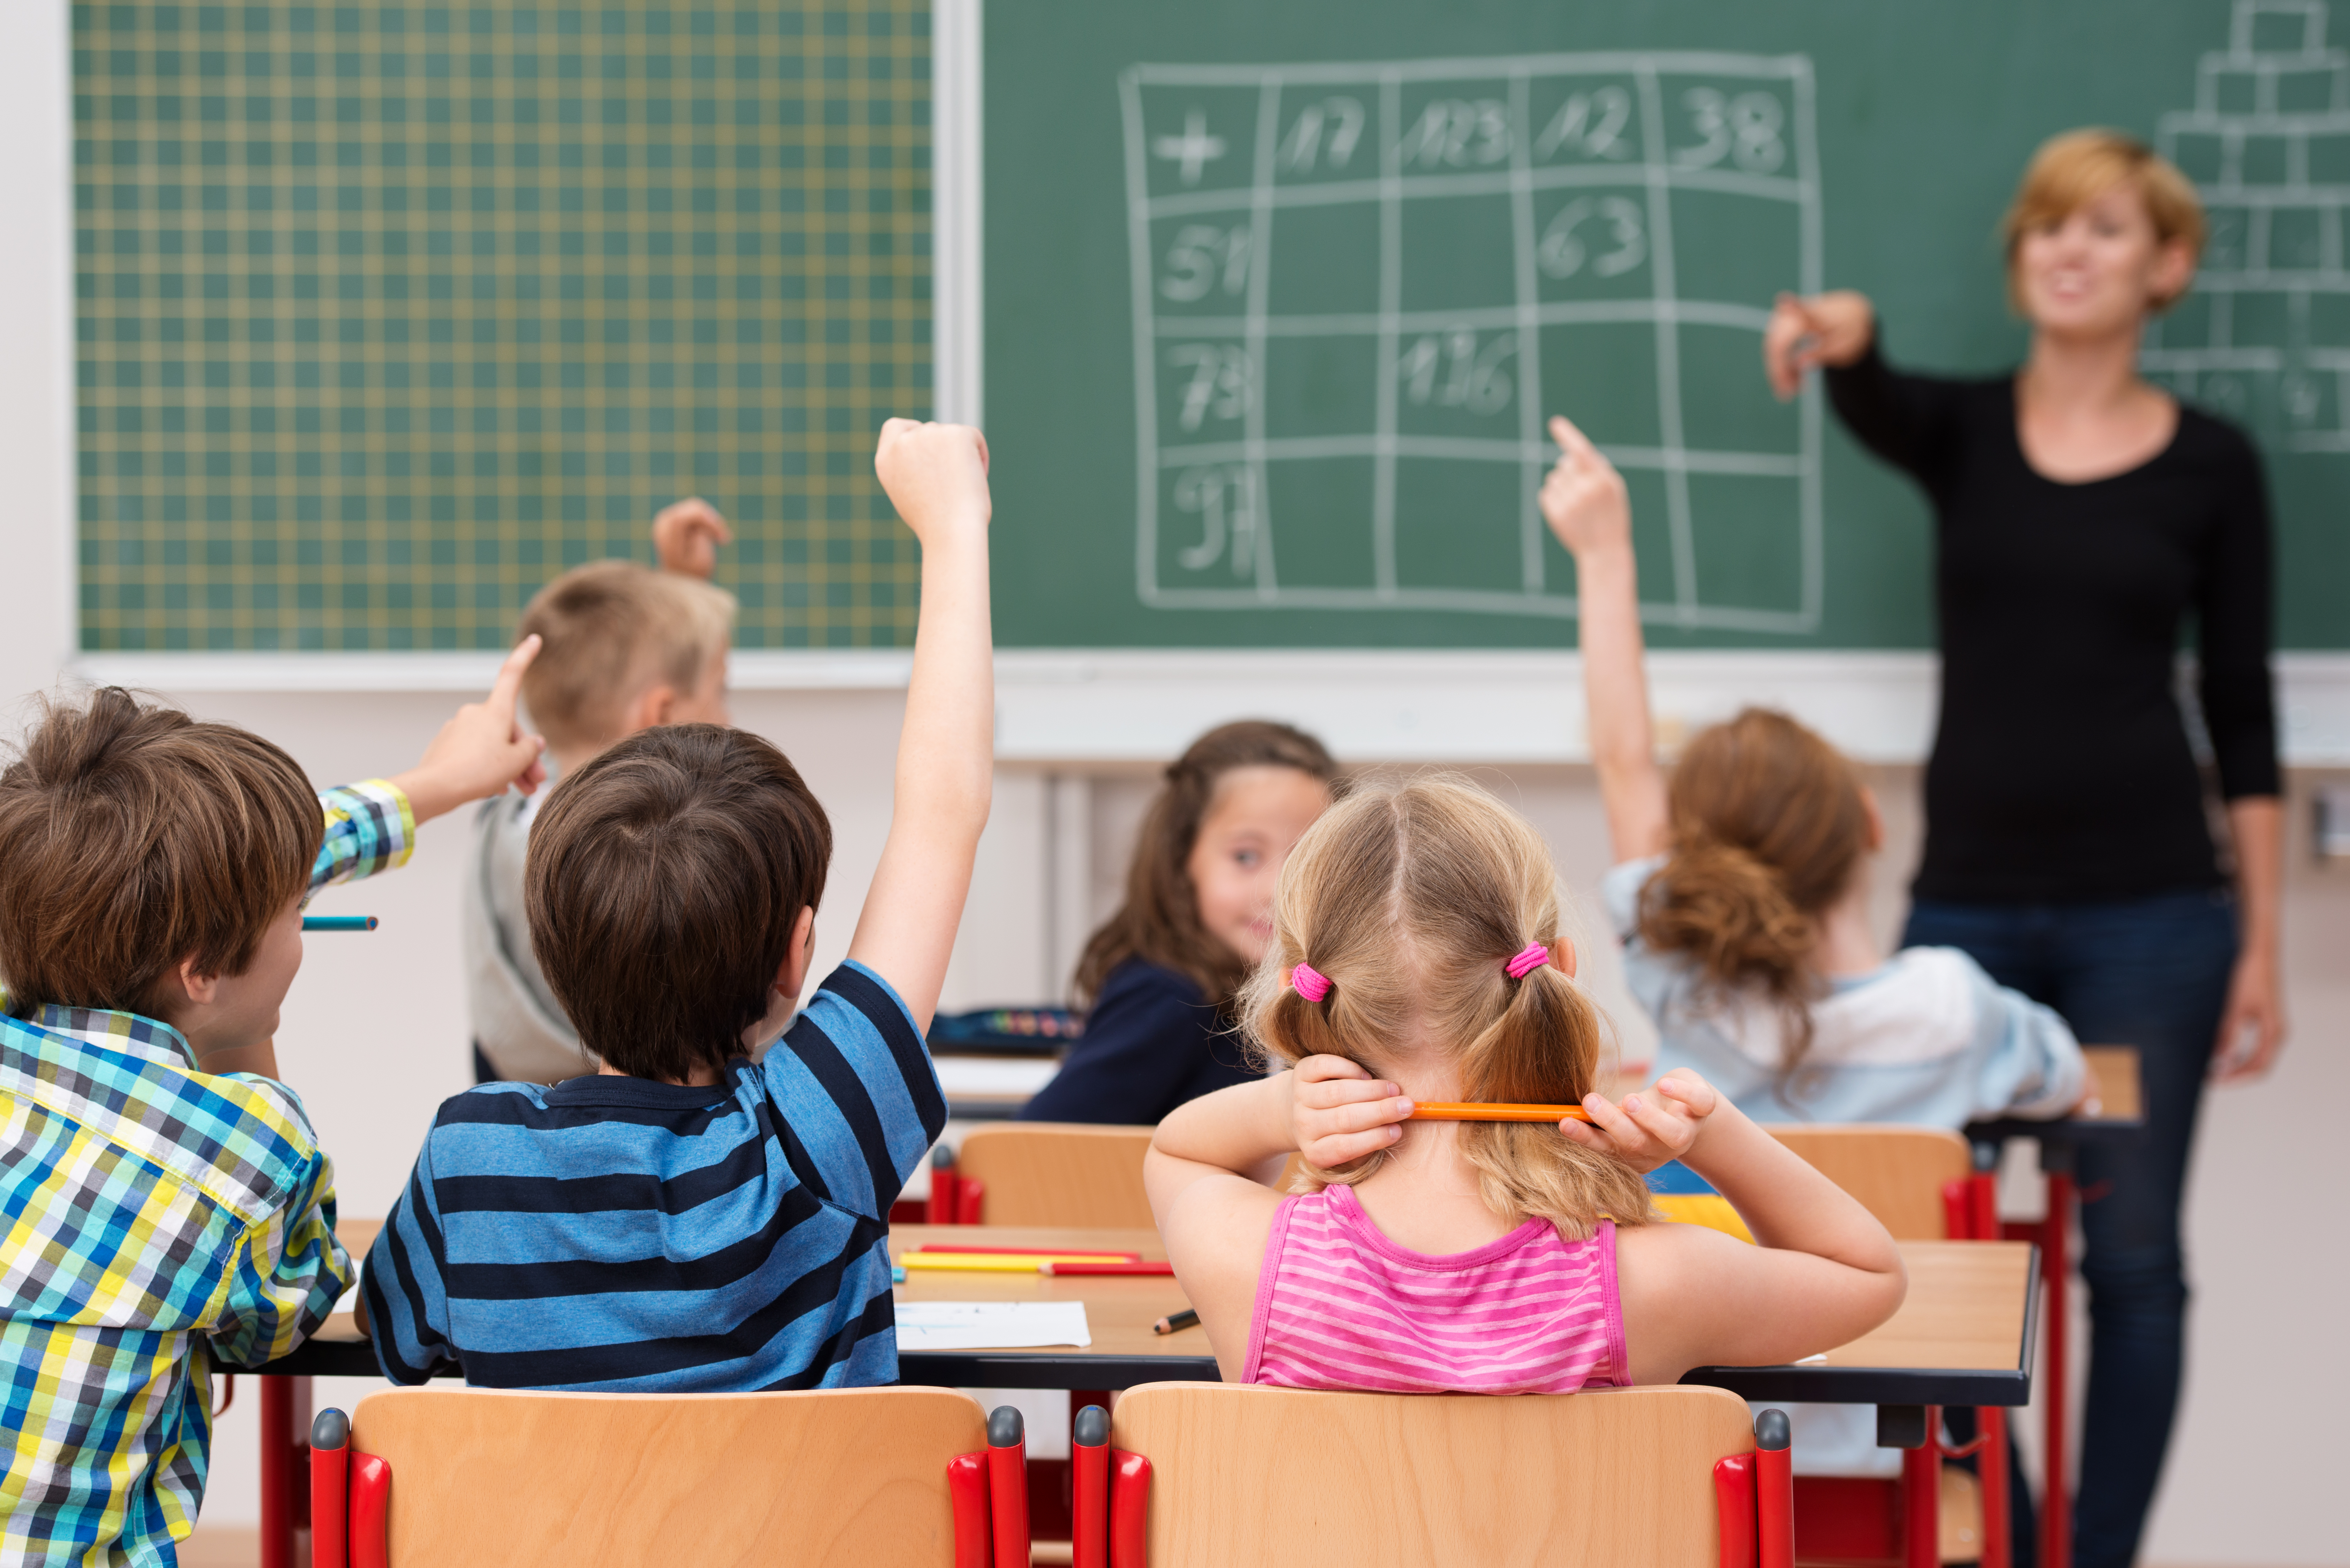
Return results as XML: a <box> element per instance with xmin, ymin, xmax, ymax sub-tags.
<box><xmin>64</xmin><ymin>650</ymin><xmax>2350</xmax><ymax>768</ymax></box>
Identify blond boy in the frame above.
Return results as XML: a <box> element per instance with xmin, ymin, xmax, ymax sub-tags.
<box><xmin>465</xmin><ymin>498</ymin><xmax>736</xmax><ymax>1082</ymax></box>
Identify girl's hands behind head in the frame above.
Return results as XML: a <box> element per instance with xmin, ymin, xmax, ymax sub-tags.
<box><xmin>1558</xmin><ymin>1068</ymin><xmax>1720</xmax><ymax>1174</ymax></box>
<box><xmin>1289</xmin><ymin>1054</ymin><xmax>1413</xmax><ymax>1167</ymax></box>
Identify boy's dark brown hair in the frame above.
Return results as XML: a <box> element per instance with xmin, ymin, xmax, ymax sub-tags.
<box><xmin>1072</xmin><ymin>720</ymin><xmax>1339</xmax><ymax>1012</ymax></box>
<box><xmin>0</xmin><ymin>687</ymin><xmax>322</xmax><ymax>1017</ymax></box>
<box><xmin>525</xmin><ymin>724</ymin><xmax>832</xmax><ymax>1080</ymax></box>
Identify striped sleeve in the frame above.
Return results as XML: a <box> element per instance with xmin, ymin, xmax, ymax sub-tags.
<box><xmin>761</xmin><ymin>962</ymin><xmax>947</xmax><ymax>1220</ymax></box>
<box><xmin>361</xmin><ymin>1127</ymin><xmax>460</xmax><ymax>1385</ymax></box>
<box><xmin>312</xmin><ymin>780</ymin><xmax>416</xmax><ymax>892</ymax></box>
<box><xmin>205</xmin><ymin>1148</ymin><xmax>352</xmax><ymax>1369</ymax></box>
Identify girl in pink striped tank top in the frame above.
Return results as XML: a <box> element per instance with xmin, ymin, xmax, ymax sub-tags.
<box><xmin>1144</xmin><ymin>775</ymin><xmax>1907</xmax><ymax>1394</ymax></box>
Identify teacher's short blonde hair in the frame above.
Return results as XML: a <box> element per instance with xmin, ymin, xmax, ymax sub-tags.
<box><xmin>2003</xmin><ymin>129</ymin><xmax>2206</xmax><ymax>312</ymax></box>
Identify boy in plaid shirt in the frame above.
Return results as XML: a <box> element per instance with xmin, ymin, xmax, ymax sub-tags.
<box><xmin>0</xmin><ymin>644</ymin><xmax>547</xmax><ymax>1566</ymax></box>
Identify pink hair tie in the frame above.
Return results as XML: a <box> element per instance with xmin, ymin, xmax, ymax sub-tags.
<box><xmin>1290</xmin><ymin>962</ymin><xmax>1333</xmax><ymax>1003</ymax></box>
<box><xmin>1505</xmin><ymin>942</ymin><xmax>1551</xmax><ymax>980</ymax></box>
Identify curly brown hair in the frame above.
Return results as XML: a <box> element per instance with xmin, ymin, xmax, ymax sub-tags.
<box><xmin>1637</xmin><ymin>708</ymin><xmax>1872</xmax><ymax>1071</ymax></box>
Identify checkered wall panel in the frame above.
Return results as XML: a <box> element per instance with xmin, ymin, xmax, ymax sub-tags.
<box><xmin>74</xmin><ymin>2</ymin><xmax>932</xmax><ymax>651</ymax></box>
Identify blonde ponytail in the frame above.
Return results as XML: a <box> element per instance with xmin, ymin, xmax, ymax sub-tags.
<box><xmin>1241</xmin><ymin>776</ymin><xmax>1655</xmax><ymax>1238</ymax></box>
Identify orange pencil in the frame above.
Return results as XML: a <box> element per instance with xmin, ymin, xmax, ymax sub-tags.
<box><xmin>1408</xmin><ymin>1101</ymin><xmax>1594</xmax><ymax>1123</ymax></box>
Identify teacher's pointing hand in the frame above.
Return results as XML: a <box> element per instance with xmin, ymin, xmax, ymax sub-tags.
<box><xmin>1763</xmin><ymin>290</ymin><xmax>1876</xmax><ymax>400</ymax></box>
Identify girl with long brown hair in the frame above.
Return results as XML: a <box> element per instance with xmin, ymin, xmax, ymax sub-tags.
<box><xmin>1020</xmin><ymin>721</ymin><xmax>1337</xmax><ymax>1124</ymax></box>
<box><xmin>1538</xmin><ymin>408</ymin><xmax>2088</xmax><ymax>1483</ymax></box>
<box><xmin>1539</xmin><ymin>413</ymin><xmax>2090</xmax><ymax>1130</ymax></box>
<box><xmin>1142</xmin><ymin>775</ymin><xmax>1905</xmax><ymax>1391</ymax></box>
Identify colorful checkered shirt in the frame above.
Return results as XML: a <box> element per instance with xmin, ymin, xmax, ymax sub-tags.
<box><xmin>2</xmin><ymin>781</ymin><xmax>412</xmax><ymax>1567</ymax></box>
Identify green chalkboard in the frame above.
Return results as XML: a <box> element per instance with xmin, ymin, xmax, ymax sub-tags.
<box><xmin>986</xmin><ymin>0</ymin><xmax>2350</xmax><ymax>649</ymax></box>
<box><xmin>74</xmin><ymin>2</ymin><xmax>931</xmax><ymax>653</ymax></box>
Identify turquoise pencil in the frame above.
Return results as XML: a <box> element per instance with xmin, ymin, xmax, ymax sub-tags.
<box><xmin>302</xmin><ymin>916</ymin><xmax>378</xmax><ymax>932</ymax></box>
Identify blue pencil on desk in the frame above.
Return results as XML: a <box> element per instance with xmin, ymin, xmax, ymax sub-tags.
<box><xmin>302</xmin><ymin>916</ymin><xmax>378</xmax><ymax>932</ymax></box>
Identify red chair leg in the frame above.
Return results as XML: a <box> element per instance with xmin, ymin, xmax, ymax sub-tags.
<box><xmin>310</xmin><ymin>1408</ymin><xmax>350</xmax><ymax>1568</ymax></box>
<box><xmin>947</xmin><ymin>1452</ymin><xmax>992</xmax><ymax>1568</ymax></box>
<box><xmin>927</xmin><ymin>1146</ymin><xmax>960</xmax><ymax>1225</ymax></box>
<box><xmin>1755</xmin><ymin>1409</ymin><xmax>1793</xmax><ymax>1568</ymax></box>
<box><xmin>2043</xmin><ymin>1170</ymin><xmax>2073</xmax><ymax>1568</ymax></box>
<box><xmin>1978</xmin><ymin>1405</ymin><xmax>2011</xmax><ymax>1568</ymax></box>
<box><xmin>259</xmin><ymin>1376</ymin><xmax>297</xmax><ymax>1568</ymax></box>
<box><xmin>1899</xmin><ymin>1408</ymin><xmax>1939</xmax><ymax>1568</ymax></box>
<box><xmin>987</xmin><ymin>1405</ymin><xmax>1031</xmax><ymax>1568</ymax></box>
<box><xmin>1072</xmin><ymin>1404</ymin><xmax>1110</xmax><ymax>1568</ymax></box>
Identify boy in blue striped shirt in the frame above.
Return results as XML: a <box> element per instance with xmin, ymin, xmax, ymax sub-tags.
<box><xmin>362</xmin><ymin>419</ymin><xmax>996</xmax><ymax>1392</ymax></box>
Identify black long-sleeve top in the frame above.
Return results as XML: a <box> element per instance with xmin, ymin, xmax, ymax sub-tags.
<box><xmin>1016</xmin><ymin>958</ymin><xmax>1260</xmax><ymax>1125</ymax></box>
<box><xmin>1825</xmin><ymin>342</ymin><xmax>2280</xmax><ymax>904</ymax></box>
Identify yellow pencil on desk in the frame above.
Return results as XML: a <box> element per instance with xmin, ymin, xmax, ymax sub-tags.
<box><xmin>900</xmin><ymin>1252</ymin><xmax>1139</xmax><ymax>1273</ymax></box>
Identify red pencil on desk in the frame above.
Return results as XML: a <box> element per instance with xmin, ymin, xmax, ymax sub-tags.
<box><xmin>1036</xmin><ymin>1260</ymin><xmax>1175</xmax><ymax>1277</ymax></box>
<box><xmin>907</xmin><ymin>1245</ymin><xmax>1143</xmax><ymax>1262</ymax></box>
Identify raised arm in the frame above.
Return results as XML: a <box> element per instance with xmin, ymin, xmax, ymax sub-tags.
<box><xmin>843</xmin><ymin>419</ymin><xmax>995</xmax><ymax>1031</ymax></box>
<box><xmin>1541</xmin><ymin>415</ymin><xmax>1667</xmax><ymax>862</ymax></box>
<box><xmin>385</xmin><ymin>635</ymin><xmax>549</xmax><ymax>826</ymax></box>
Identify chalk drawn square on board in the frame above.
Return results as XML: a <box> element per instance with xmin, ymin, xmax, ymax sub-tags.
<box><xmin>1123</xmin><ymin>51</ymin><xmax>1822</xmax><ymax>632</ymax></box>
<box><xmin>2148</xmin><ymin>0</ymin><xmax>2350</xmax><ymax>451</ymax></box>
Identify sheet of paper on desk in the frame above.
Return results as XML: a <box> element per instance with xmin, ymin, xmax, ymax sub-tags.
<box><xmin>896</xmin><ymin>1301</ymin><xmax>1093</xmax><ymax>1351</ymax></box>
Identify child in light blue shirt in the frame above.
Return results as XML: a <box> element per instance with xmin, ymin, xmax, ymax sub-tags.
<box><xmin>1602</xmin><ymin>855</ymin><xmax>2083</xmax><ymax>1127</ymax></box>
<box><xmin>1538</xmin><ymin>414</ymin><xmax>2089</xmax><ymax>1475</ymax></box>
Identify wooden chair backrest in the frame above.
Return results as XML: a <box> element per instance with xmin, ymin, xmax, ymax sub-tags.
<box><xmin>350</xmin><ymin>1385</ymin><xmax>985</xmax><ymax>1566</ymax></box>
<box><xmin>954</xmin><ymin>1122</ymin><xmax>1156</xmax><ymax>1227</ymax></box>
<box><xmin>1764</xmin><ymin>1125</ymin><xmax>1972</xmax><ymax>1240</ymax></box>
<box><xmin>1110</xmin><ymin>1382</ymin><xmax>1755</xmax><ymax>1568</ymax></box>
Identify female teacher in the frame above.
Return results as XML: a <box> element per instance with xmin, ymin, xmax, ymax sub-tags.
<box><xmin>1764</xmin><ymin>130</ymin><xmax>2285</xmax><ymax>1568</ymax></box>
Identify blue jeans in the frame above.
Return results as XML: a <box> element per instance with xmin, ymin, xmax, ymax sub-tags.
<box><xmin>1905</xmin><ymin>891</ymin><xmax>2237</xmax><ymax>1568</ymax></box>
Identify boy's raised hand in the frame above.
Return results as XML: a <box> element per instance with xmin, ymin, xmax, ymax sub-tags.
<box><xmin>843</xmin><ymin>417</ymin><xmax>996</xmax><ymax>1033</ymax></box>
<box><xmin>1557</xmin><ymin>1068</ymin><xmax>1720</xmax><ymax>1174</ymax></box>
<box><xmin>389</xmin><ymin>635</ymin><xmax>549</xmax><ymax>825</ymax></box>
<box><xmin>1290</xmin><ymin>1054</ymin><xmax>1413</xmax><ymax>1167</ymax></box>
<box><xmin>1538</xmin><ymin>415</ymin><xmax>1630</xmax><ymax>558</ymax></box>
<box><xmin>652</xmin><ymin>497</ymin><xmax>733</xmax><ymax>579</ymax></box>
<box><xmin>875</xmin><ymin>419</ymin><xmax>991</xmax><ymax>545</ymax></box>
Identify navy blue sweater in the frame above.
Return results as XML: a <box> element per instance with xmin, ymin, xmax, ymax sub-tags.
<box><xmin>1018</xmin><ymin>959</ymin><xmax>1260</xmax><ymax>1125</ymax></box>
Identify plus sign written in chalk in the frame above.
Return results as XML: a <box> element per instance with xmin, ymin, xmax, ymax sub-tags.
<box><xmin>1152</xmin><ymin>108</ymin><xmax>1229</xmax><ymax>187</ymax></box>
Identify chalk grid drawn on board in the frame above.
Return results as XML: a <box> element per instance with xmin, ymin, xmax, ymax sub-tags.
<box><xmin>2149</xmin><ymin>0</ymin><xmax>2350</xmax><ymax>451</ymax></box>
<box><xmin>1120</xmin><ymin>54</ymin><xmax>1824</xmax><ymax>631</ymax></box>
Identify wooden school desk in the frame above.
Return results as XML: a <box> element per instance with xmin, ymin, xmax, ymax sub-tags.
<box><xmin>1961</xmin><ymin>1044</ymin><xmax>2143</xmax><ymax>1568</ymax></box>
<box><xmin>886</xmin><ymin>1224</ymin><xmax>1215</xmax><ymax>1388</ymax></box>
<box><xmin>255</xmin><ymin>1229</ymin><xmax>2035</xmax><ymax>1568</ymax></box>
<box><xmin>1685</xmin><ymin>1239</ymin><xmax>2040</xmax><ymax>1568</ymax></box>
